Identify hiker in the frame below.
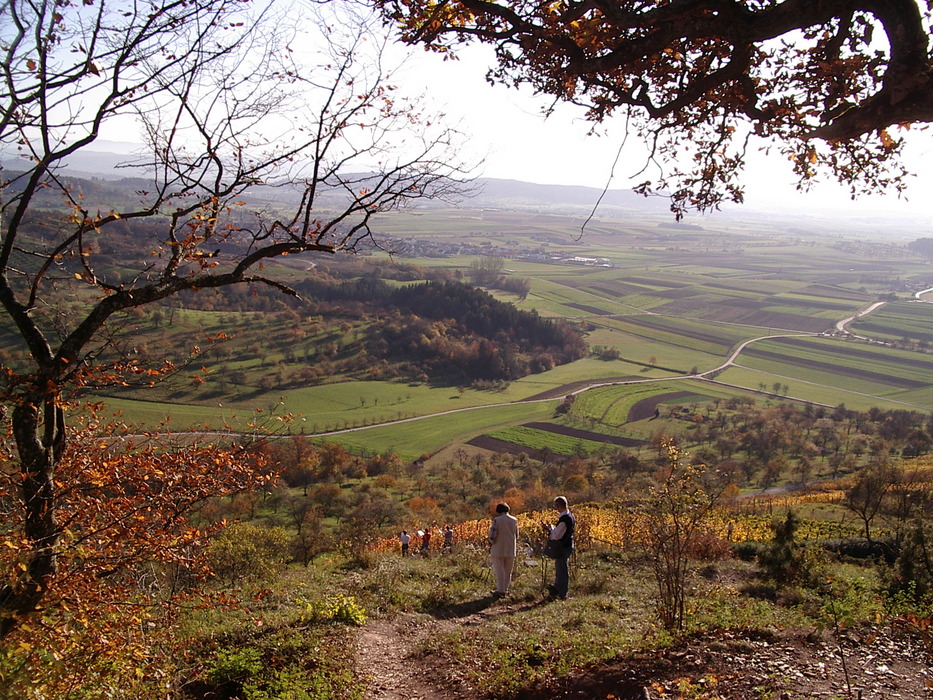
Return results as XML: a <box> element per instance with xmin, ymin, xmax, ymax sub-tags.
<box><xmin>488</xmin><ymin>502</ymin><xmax>519</xmax><ymax>598</ymax></box>
<box><xmin>442</xmin><ymin>524</ymin><xmax>454</xmax><ymax>551</ymax></box>
<box><xmin>544</xmin><ymin>495</ymin><xmax>575</xmax><ymax>600</ymax></box>
<box><xmin>420</xmin><ymin>526</ymin><xmax>432</xmax><ymax>554</ymax></box>
<box><xmin>400</xmin><ymin>530</ymin><xmax>410</xmax><ymax>557</ymax></box>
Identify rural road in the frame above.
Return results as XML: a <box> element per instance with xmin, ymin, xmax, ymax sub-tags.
<box><xmin>835</xmin><ymin>300</ymin><xmax>887</xmax><ymax>336</ymax></box>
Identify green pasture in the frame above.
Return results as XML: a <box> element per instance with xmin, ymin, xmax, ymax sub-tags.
<box><xmin>592</xmin><ymin>317</ymin><xmax>733</xmax><ymax>370</ymax></box>
<box><xmin>850</xmin><ymin>301</ymin><xmax>933</xmax><ymax>342</ymax></box>
<box><xmin>773</xmin><ymin>293</ymin><xmax>865</xmax><ymax>312</ymax></box>
<box><xmin>565</xmin><ymin>378</ymin><xmax>745</xmax><ymax>439</ymax></box>
<box><xmin>97</xmin><ymin>380</ymin><xmax>508</xmax><ymax>430</ymax></box>
<box><xmin>521</xmin><ymin>278</ymin><xmax>623</xmax><ymax>317</ymax></box>
<box><xmin>735</xmin><ymin>354</ymin><xmax>917</xmax><ymax>400</ymax></box>
<box><xmin>739</xmin><ymin>337</ymin><xmax>933</xmax><ymax>399</ymax></box>
<box><xmin>316</xmin><ymin>400</ymin><xmax>555</xmax><ymax>461</ymax></box>
<box><xmin>505</xmin><ymin>356</ymin><xmax>670</xmax><ymax>397</ymax></box>
<box><xmin>762</xmin><ymin>303</ymin><xmax>848</xmax><ymax>321</ymax></box>
<box><xmin>483</xmin><ymin>424</ymin><xmax>610</xmax><ymax>457</ymax></box>
<box><xmin>712</xmin><ymin>365</ymin><xmax>928</xmax><ymax>412</ymax></box>
<box><xmin>96</xmin><ymin>356</ymin><xmax>669</xmax><ymax>434</ymax></box>
<box><xmin>584</xmin><ymin>327</ymin><xmax>705</xmax><ymax>371</ymax></box>
<box><xmin>606</xmin><ymin>314</ymin><xmax>756</xmax><ymax>353</ymax></box>
<box><xmin>91</xmin><ymin>396</ymin><xmax>254</xmax><ymax>430</ymax></box>
<box><xmin>569</xmin><ymin>383</ymin><xmax>675</xmax><ymax>426</ymax></box>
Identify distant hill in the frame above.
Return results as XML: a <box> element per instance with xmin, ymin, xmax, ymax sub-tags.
<box><xmin>6</xmin><ymin>142</ymin><xmax>929</xmax><ymax>233</ymax></box>
<box><xmin>468</xmin><ymin>177</ymin><xmax>665</xmax><ymax>214</ymax></box>
<box><xmin>1</xmin><ymin>140</ymin><xmax>666</xmax><ymax>215</ymax></box>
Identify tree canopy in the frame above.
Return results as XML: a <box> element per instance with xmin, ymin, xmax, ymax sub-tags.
<box><xmin>378</xmin><ymin>0</ymin><xmax>933</xmax><ymax>215</ymax></box>
<box><xmin>0</xmin><ymin>0</ymin><xmax>469</xmax><ymax>638</ymax></box>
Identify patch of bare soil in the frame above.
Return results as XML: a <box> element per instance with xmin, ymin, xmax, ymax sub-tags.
<box><xmin>518</xmin><ymin>625</ymin><xmax>933</xmax><ymax>700</ymax></box>
<box><xmin>354</xmin><ymin>615</ymin><xmax>460</xmax><ymax>700</ymax></box>
<box><xmin>353</xmin><ymin>600</ymin><xmax>544</xmax><ymax>699</ymax></box>
<box><xmin>355</xmin><ymin>613</ymin><xmax>933</xmax><ymax>700</ymax></box>
<box><xmin>627</xmin><ymin>391</ymin><xmax>696</xmax><ymax>422</ymax></box>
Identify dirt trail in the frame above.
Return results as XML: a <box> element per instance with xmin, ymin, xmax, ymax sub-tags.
<box><xmin>353</xmin><ymin>615</ymin><xmax>457</xmax><ymax>700</ymax></box>
<box><xmin>353</xmin><ymin>600</ymin><xmax>544</xmax><ymax>699</ymax></box>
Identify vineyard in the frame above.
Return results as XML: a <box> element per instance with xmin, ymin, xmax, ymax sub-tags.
<box><xmin>370</xmin><ymin>488</ymin><xmax>865</xmax><ymax>556</ymax></box>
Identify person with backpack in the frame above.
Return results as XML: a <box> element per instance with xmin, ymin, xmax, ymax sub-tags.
<box><xmin>544</xmin><ymin>495</ymin><xmax>575</xmax><ymax>600</ymax></box>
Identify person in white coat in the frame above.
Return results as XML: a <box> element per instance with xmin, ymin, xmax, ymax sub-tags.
<box><xmin>488</xmin><ymin>502</ymin><xmax>519</xmax><ymax>598</ymax></box>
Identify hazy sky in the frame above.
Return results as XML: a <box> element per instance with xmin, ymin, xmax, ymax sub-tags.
<box><xmin>402</xmin><ymin>42</ymin><xmax>933</xmax><ymax>219</ymax></box>
<box><xmin>83</xmin><ymin>4</ymin><xmax>933</xmax><ymax>223</ymax></box>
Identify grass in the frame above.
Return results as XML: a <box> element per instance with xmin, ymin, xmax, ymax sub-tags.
<box><xmin>712</xmin><ymin>366</ymin><xmax>929</xmax><ymax>411</ymax></box>
<box><xmin>313</xmin><ymin>400</ymin><xmax>556</xmax><ymax>460</ymax></box>
<box><xmin>484</xmin><ymin>424</ymin><xmax>612</xmax><ymax>456</ymax></box>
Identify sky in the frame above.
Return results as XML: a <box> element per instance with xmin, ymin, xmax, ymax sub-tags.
<box><xmin>78</xmin><ymin>3</ymin><xmax>933</xmax><ymax>224</ymax></box>
<box><xmin>399</xmin><ymin>41</ymin><xmax>933</xmax><ymax>220</ymax></box>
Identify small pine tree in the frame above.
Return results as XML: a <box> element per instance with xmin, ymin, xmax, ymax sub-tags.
<box><xmin>758</xmin><ymin>510</ymin><xmax>815</xmax><ymax>586</ymax></box>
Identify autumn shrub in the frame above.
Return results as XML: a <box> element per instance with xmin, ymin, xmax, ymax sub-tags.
<box><xmin>297</xmin><ymin>594</ymin><xmax>367</xmax><ymax>626</ymax></box>
<box><xmin>643</xmin><ymin>443</ymin><xmax>723</xmax><ymax>630</ymax></box>
<box><xmin>207</xmin><ymin>523</ymin><xmax>289</xmax><ymax>585</ymax></box>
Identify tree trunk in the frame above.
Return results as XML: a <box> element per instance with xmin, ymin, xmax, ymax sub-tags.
<box><xmin>0</xmin><ymin>400</ymin><xmax>64</xmax><ymax>638</ymax></box>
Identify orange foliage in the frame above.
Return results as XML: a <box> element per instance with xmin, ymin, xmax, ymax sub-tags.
<box><xmin>0</xmin><ymin>411</ymin><xmax>269</xmax><ymax>690</ymax></box>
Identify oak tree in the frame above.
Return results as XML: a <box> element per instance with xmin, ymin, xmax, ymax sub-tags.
<box><xmin>378</xmin><ymin>0</ymin><xmax>933</xmax><ymax>215</ymax></box>
<box><xmin>0</xmin><ymin>0</ymin><xmax>468</xmax><ymax>638</ymax></box>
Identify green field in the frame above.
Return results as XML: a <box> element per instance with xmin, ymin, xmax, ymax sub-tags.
<box><xmin>483</xmin><ymin>424</ymin><xmax>611</xmax><ymax>456</ymax></box>
<box><xmin>311</xmin><ymin>400</ymin><xmax>555</xmax><ymax>461</ymax></box>
<box><xmin>59</xmin><ymin>205</ymin><xmax>933</xmax><ymax>456</ymax></box>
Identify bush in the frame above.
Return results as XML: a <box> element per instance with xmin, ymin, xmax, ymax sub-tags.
<box><xmin>823</xmin><ymin>536</ymin><xmax>898</xmax><ymax>563</ymax></box>
<box><xmin>207</xmin><ymin>522</ymin><xmax>289</xmax><ymax>585</ymax></box>
<box><xmin>757</xmin><ymin>510</ymin><xmax>824</xmax><ymax>587</ymax></box>
<box><xmin>887</xmin><ymin>517</ymin><xmax>933</xmax><ymax>603</ymax></box>
<box><xmin>733</xmin><ymin>541</ymin><xmax>764</xmax><ymax>561</ymax></box>
<box><xmin>298</xmin><ymin>594</ymin><xmax>367</xmax><ymax>627</ymax></box>
<box><xmin>207</xmin><ymin>647</ymin><xmax>264</xmax><ymax>685</ymax></box>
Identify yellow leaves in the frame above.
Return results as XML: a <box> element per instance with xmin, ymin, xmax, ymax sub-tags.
<box><xmin>878</xmin><ymin>128</ymin><xmax>895</xmax><ymax>150</ymax></box>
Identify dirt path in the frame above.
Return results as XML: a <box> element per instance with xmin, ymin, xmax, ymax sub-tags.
<box><xmin>353</xmin><ymin>600</ymin><xmax>545</xmax><ymax>699</ymax></box>
<box><xmin>353</xmin><ymin>615</ymin><xmax>458</xmax><ymax>700</ymax></box>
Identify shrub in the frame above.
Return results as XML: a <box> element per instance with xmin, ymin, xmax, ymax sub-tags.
<box><xmin>207</xmin><ymin>522</ymin><xmax>289</xmax><ymax>585</ymax></box>
<box><xmin>823</xmin><ymin>536</ymin><xmax>898</xmax><ymax>563</ymax></box>
<box><xmin>733</xmin><ymin>541</ymin><xmax>764</xmax><ymax>561</ymax></box>
<box><xmin>757</xmin><ymin>510</ymin><xmax>823</xmax><ymax>587</ymax></box>
<box><xmin>298</xmin><ymin>594</ymin><xmax>367</xmax><ymax>627</ymax></box>
<box><xmin>887</xmin><ymin>517</ymin><xmax>933</xmax><ymax>603</ymax></box>
<box><xmin>207</xmin><ymin>646</ymin><xmax>264</xmax><ymax>685</ymax></box>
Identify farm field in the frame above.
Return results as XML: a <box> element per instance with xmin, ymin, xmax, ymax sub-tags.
<box><xmin>42</xmin><ymin>201</ymin><xmax>933</xmax><ymax>458</ymax></box>
<box><xmin>731</xmin><ymin>335</ymin><xmax>933</xmax><ymax>407</ymax></box>
<box><xmin>310</xmin><ymin>400</ymin><xmax>555</xmax><ymax>461</ymax></box>
<box><xmin>848</xmin><ymin>300</ymin><xmax>933</xmax><ymax>343</ymax></box>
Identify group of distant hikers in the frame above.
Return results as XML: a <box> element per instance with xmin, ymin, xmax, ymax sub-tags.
<box><xmin>398</xmin><ymin>496</ymin><xmax>575</xmax><ymax>600</ymax></box>
<box><xmin>399</xmin><ymin>523</ymin><xmax>454</xmax><ymax>556</ymax></box>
